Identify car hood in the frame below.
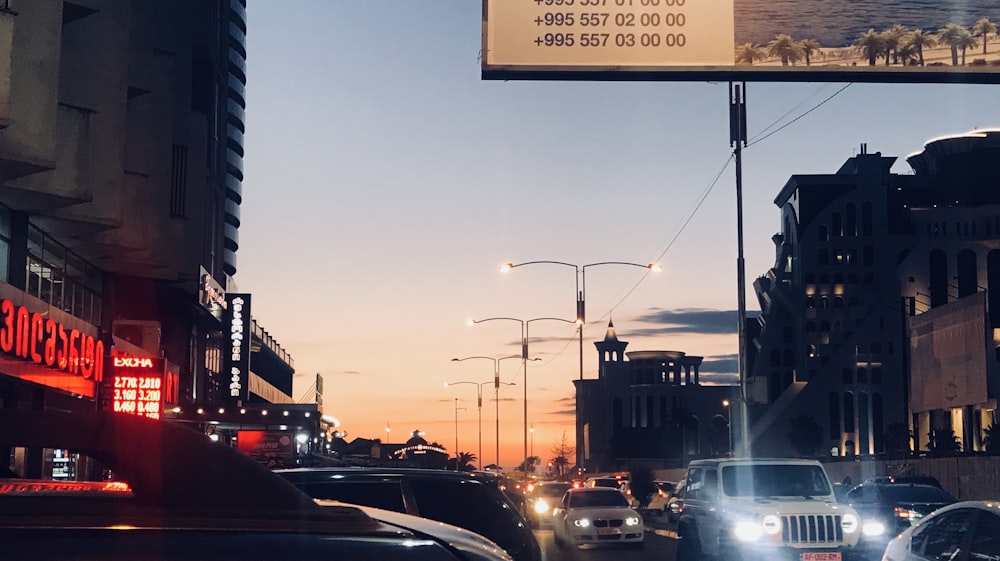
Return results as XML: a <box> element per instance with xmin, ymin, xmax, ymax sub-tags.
<box><xmin>722</xmin><ymin>496</ymin><xmax>856</xmax><ymax>516</ymax></box>
<box><xmin>315</xmin><ymin>499</ymin><xmax>513</xmax><ymax>561</ymax></box>
<box><xmin>567</xmin><ymin>506</ymin><xmax>642</xmax><ymax>521</ymax></box>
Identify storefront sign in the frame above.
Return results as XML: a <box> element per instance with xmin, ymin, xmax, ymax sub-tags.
<box><xmin>0</xmin><ymin>298</ymin><xmax>104</xmax><ymax>382</ymax></box>
<box><xmin>198</xmin><ymin>267</ymin><xmax>227</xmax><ymax>320</ymax></box>
<box><xmin>105</xmin><ymin>356</ymin><xmax>166</xmax><ymax>420</ymax></box>
<box><xmin>236</xmin><ymin>430</ymin><xmax>296</xmax><ymax>468</ymax></box>
<box><xmin>223</xmin><ymin>293</ymin><xmax>252</xmax><ymax>405</ymax></box>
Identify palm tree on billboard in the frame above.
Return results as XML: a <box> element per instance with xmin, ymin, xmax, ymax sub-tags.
<box><xmin>904</xmin><ymin>29</ymin><xmax>936</xmax><ymax>66</ymax></box>
<box><xmin>798</xmin><ymin>39</ymin><xmax>822</xmax><ymax>66</ymax></box>
<box><xmin>767</xmin><ymin>34</ymin><xmax>804</xmax><ymax>66</ymax></box>
<box><xmin>880</xmin><ymin>24</ymin><xmax>909</xmax><ymax>65</ymax></box>
<box><xmin>735</xmin><ymin>43</ymin><xmax>766</xmax><ymax>65</ymax></box>
<box><xmin>972</xmin><ymin>17</ymin><xmax>996</xmax><ymax>55</ymax></box>
<box><xmin>939</xmin><ymin>22</ymin><xmax>975</xmax><ymax>66</ymax></box>
<box><xmin>855</xmin><ymin>29</ymin><xmax>885</xmax><ymax>66</ymax></box>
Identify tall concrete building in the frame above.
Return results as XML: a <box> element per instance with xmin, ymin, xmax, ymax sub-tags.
<box><xmin>748</xmin><ymin>131</ymin><xmax>1000</xmax><ymax>458</ymax></box>
<box><xmin>0</xmin><ymin>1</ymin><xmax>316</xmax><ymax>477</ymax></box>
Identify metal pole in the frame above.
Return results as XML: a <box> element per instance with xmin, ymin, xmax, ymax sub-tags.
<box><xmin>731</xmin><ymin>81</ymin><xmax>749</xmax><ymax>456</ymax></box>
<box><xmin>454</xmin><ymin>398</ymin><xmax>460</xmax><ymax>470</ymax></box>
<box><xmin>477</xmin><ymin>384</ymin><xmax>483</xmax><ymax>469</ymax></box>
<box><xmin>522</xmin><ymin>321</ymin><xmax>529</xmax><ymax>472</ymax></box>
<box><xmin>495</xmin><ymin>360</ymin><xmax>501</xmax><ymax>468</ymax></box>
<box><xmin>576</xmin><ymin>266</ymin><xmax>584</xmax><ymax>381</ymax></box>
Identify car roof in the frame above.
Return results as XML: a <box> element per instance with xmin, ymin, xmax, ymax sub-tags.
<box><xmin>276</xmin><ymin>466</ymin><xmax>503</xmax><ymax>484</ymax></box>
<box><xmin>568</xmin><ymin>486</ymin><xmax>624</xmax><ymax>494</ymax></box>
<box><xmin>688</xmin><ymin>457</ymin><xmax>824</xmax><ymax>467</ymax></box>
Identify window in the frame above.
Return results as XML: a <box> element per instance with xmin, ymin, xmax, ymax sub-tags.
<box><xmin>910</xmin><ymin>509</ymin><xmax>975</xmax><ymax>561</ymax></box>
<box><xmin>969</xmin><ymin>511</ymin><xmax>1000</xmax><ymax>560</ymax></box>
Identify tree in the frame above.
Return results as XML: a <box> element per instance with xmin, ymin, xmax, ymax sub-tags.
<box><xmin>735</xmin><ymin>42</ymin><xmax>766</xmax><ymax>65</ymax></box>
<box><xmin>798</xmin><ymin>39</ymin><xmax>823</xmax><ymax>66</ymax></box>
<box><xmin>767</xmin><ymin>34</ymin><xmax>804</xmax><ymax>66</ymax></box>
<box><xmin>927</xmin><ymin>428</ymin><xmax>961</xmax><ymax>455</ymax></box>
<box><xmin>903</xmin><ymin>30</ymin><xmax>936</xmax><ymax>66</ymax></box>
<box><xmin>549</xmin><ymin>431</ymin><xmax>575</xmax><ymax>477</ymax></box>
<box><xmin>972</xmin><ymin>17</ymin><xmax>997</xmax><ymax>55</ymax></box>
<box><xmin>786</xmin><ymin>414</ymin><xmax>823</xmax><ymax>457</ymax></box>
<box><xmin>883</xmin><ymin>422</ymin><xmax>913</xmax><ymax>458</ymax></box>
<box><xmin>880</xmin><ymin>24</ymin><xmax>909</xmax><ymax>65</ymax></box>
<box><xmin>455</xmin><ymin>451</ymin><xmax>477</xmax><ymax>471</ymax></box>
<box><xmin>855</xmin><ymin>28</ymin><xmax>886</xmax><ymax>65</ymax></box>
<box><xmin>939</xmin><ymin>23</ymin><xmax>975</xmax><ymax>65</ymax></box>
<box><xmin>983</xmin><ymin>421</ymin><xmax>1000</xmax><ymax>454</ymax></box>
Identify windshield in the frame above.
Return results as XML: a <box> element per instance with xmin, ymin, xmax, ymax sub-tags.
<box><xmin>722</xmin><ymin>465</ymin><xmax>833</xmax><ymax>497</ymax></box>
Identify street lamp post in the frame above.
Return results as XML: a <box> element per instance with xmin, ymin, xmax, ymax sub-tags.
<box><xmin>445</xmin><ymin>379</ymin><xmax>515</xmax><ymax>469</ymax></box>
<box><xmin>499</xmin><ymin>260</ymin><xmax>661</xmax><ymax>381</ymax></box>
<box><xmin>722</xmin><ymin>399</ymin><xmax>733</xmax><ymax>456</ymax></box>
<box><xmin>530</xmin><ymin>424</ymin><xmax>534</xmax><ymax>459</ymax></box>
<box><xmin>468</xmin><ymin>316</ymin><xmax>575</xmax><ymax>472</ymax></box>
<box><xmin>451</xmin><ymin>355</ymin><xmax>520</xmax><ymax>468</ymax></box>
<box><xmin>453</xmin><ymin>398</ymin><xmax>466</xmax><ymax>470</ymax></box>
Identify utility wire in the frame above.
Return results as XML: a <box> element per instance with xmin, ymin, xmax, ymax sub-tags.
<box><xmin>598</xmin><ymin>83</ymin><xmax>854</xmax><ymax>321</ymax></box>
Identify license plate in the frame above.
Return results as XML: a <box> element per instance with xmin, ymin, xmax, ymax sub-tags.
<box><xmin>597</xmin><ymin>528</ymin><xmax>621</xmax><ymax>535</ymax></box>
<box><xmin>800</xmin><ymin>553</ymin><xmax>841</xmax><ymax>561</ymax></box>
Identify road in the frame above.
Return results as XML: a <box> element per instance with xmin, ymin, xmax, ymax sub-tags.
<box><xmin>533</xmin><ymin>513</ymin><xmax>677</xmax><ymax>561</ymax></box>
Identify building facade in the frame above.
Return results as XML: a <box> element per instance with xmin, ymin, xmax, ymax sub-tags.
<box><xmin>0</xmin><ymin>1</ymin><xmax>315</xmax><ymax>478</ymax></box>
<box><xmin>574</xmin><ymin>322</ymin><xmax>737</xmax><ymax>472</ymax></box>
<box><xmin>748</xmin><ymin>132</ymin><xmax>1000</xmax><ymax>458</ymax></box>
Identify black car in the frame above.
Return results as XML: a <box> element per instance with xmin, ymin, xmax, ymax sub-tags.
<box><xmin>0</xmin><ymin>409</ymin><xmax>513</xmax><ymax>561</ymax></box>
<box><xmin>845</xmin><ymin>481</ymin><xmax>957</xmax><ymax>560</ymax></box>
<box><xmin>522</xmin><ymin>481</ymin><xmax>572</xmax><ymax>527</ymax></box>
<box><xmin>277</xmin><ymin>467</ymin><xmax>542</xmax><ymax>561</ymax></box>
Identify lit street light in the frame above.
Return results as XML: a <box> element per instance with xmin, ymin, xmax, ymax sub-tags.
<box><xmin>468</xmin><ymin>316</ymin><xmax>575</xmax><ymax>472</ymax></box>
<box><xmin>499</xmin><ymin>260</ymin><xmax>661</xmax><ymax>381</ymax></box>
<box><xmin>722</xmin><ymin>399</ymin><xmax>733</xmax><ymax>456</ymax></box>
<box><xmin>451</xmin><ymin>355</ymin><xmax>521</xmax><ymax>468</ymax></box>
<box><xmin>445</xmin><ymin>379</ymin><xmax>515</xmax><ymax>470</ymax></box>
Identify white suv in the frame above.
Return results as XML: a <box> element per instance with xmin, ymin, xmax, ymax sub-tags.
<box><xmin>675</xmin><ymin>458</ymin><xmax>861</xmax><ymax>561</ymax></box>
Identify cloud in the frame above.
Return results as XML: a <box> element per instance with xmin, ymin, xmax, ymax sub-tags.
<box><xmin>628</xmin><ymin>308</ymin><xmax>758</xmax><ymax>336</ymax></box>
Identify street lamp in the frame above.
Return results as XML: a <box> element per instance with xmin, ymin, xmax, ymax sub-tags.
<box><xmin>499</xmin><ymin>260</ymin><xmax>661</xmax><ymax>381</ymax></box>
<box><xmin>445</xmin><ymin>379</ymin><xmax>516</xmax><ymax>470</ymax></box>
<box><xmin>722</xmin><ymin>399</ymin><xmax>733</xmax><ymax>456</ymax></box>
<box><xmin>468</xmin><ymin>316</ymin><xmax>575</xmax><ymax>472</ymax></box>
<box><xmin>530</xmin><ymin>424</ymin><xmax>535</xmax><ymax>459</ymax></box>
<box><xmin>451</xmin><ymin>355</ymin><xmax>521</xmax><ymax>468</ymax></box>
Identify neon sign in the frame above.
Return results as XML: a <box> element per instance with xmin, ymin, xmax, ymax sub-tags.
<box><xmin>0</xmin><ymin>298</ymin><xmax>104</xmax><ymax>381</ymax></box>
<box><xmin>223</xmin><ymin>293</ymin><xmax>252</xmax><ymax>404</ymax></box>
<box><xmin>107</xmin><ymin>356</ymin><xmax>165</xmax><ymax>420</ymax></box>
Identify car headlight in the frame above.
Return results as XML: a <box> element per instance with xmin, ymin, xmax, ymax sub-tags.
<box><xmin>534</xmin><ymin>499</ymin><xmax>550</xmax><ymax>514</ymax></box>
<box><xmin>573</xmin><ymin>518</ymin><xmax>591</xmax><ymax>528</ymax></box>
<box><xmin>734</xmin><ymin>520</ymin><xmax>764</xmax><ymax>541</ymax></box>
<box><xmin>862</xmin><ymin>520</ymin><xmax>887</xmax><ymax>537</ymax></box>
<box><xmin>625</xmin><ymin>516</ymin><xmax>641</xmax><ymax>526</ymax></box>
<box><xmin>841</xmin><ymin>513</ymin><xmax>859</xmax><ymax>534</ymax></box>
<box><xmin>761</xmin><ymin>515</ymin><xmax>782</xmax><ymax>535</ymax></box>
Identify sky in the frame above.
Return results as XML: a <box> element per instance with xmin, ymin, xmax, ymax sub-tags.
<box><xmin>236</xmin><ymin>1</ymin><xmax>1000</xmax><ymax>470</ymax></box>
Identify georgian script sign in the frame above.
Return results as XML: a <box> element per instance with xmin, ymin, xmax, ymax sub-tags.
<box><xmin>0</xmin><ymin>298</ymin><xmax>104</xmax><ymax>383</ymax></box>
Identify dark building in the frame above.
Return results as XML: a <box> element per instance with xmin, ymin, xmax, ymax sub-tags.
<box><xmin>574</xmin><ymin>322</ymin><xmax>737</xmax><ymax>472</ymax></box>
<box><xmin>748</xmin><ymin>131</ymin><xmax>1000</xmax><ymax>458</ymax></box>
<box><xmin>0</xmin><ymin>1</ymin><xmax>311</xmax><ymax>478</ymax></box>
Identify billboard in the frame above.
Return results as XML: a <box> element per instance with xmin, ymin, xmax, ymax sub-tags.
<box><xmin>483</xmin><ymin>1</ymin><xmax>1000</xmax><ymax>83</ymax></box>
<box><xmin>908</xmin><ymin>292</ymin><xmax>990</xmax><ymax>414</ymax></box>
<box><xmin>101</xmin><ymin>356</ymin><xmax>167</xmax><ymax>420</ymax></box>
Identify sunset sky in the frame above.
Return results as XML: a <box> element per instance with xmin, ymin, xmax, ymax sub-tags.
<box><xmin>235</xmin><ymin>1</ymin><xmax>1000</xmax><ymax>469</ymax></box>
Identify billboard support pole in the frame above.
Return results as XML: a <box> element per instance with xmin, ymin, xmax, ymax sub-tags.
<box><xmin>730</xmin><ymin>82</ymin><xmax>750</xmax><ymax>457</ymax></box>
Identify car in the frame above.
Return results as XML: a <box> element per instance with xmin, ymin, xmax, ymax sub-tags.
<box><xmin>0</xmin><ymin>409</ymin><xmax>513</xmax><ymax>561</ymax></box>
<box><xmin>523</xmin><ymin>481</ymin><xmax>572</xmax><ymax>527</ymax></box>
<box><xmin>551</xmin><ymin>487</ymin><xmax>645</xmax><ymax>550</ymax></box>
<box><xmin>275</xmin><ymin>466</ymin><xmax>542</xmax><ymax>561</ymax></box>
<box><xmin>675</xmin><ymin>458</ymin><xmax>861</xmax><ymax>561</ymax></box>
<box><xmin>882</xmin><ymin>501</ymin><xmax>1000</xmax><ymax>561</ymax></box>
<box><xmin>645</xmin><ymin>480</ymin><xmax>678</xmax><ymax>515</ymax></box>
<box><xmin>843</xmin><ymin>481</ymin><xmax>957</xmax><ymax>560</ymax></box>
<box><xmin>863</xmin><ymin>474</ymin><xmax>944</xmax><ymax>489</ymax></box>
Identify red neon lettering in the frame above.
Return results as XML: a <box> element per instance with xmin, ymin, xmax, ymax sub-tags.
<box><xmin>56</xmin><ymin>324</ymin><xmax>67</xmax><ymax>369</ymax></box>
<box><xmin>80</xmin><ymin>336</ymin><xmax>95</xmax><ymax>379</ymax></box>
<box><xmin>29</xmin><ymin>313</ymin><xmax>43</xmax><ymax>363</ymax></box>
<box><xmin>68</xmin><ymin>329</ymin><xmax>80</xmax><ymax>374</ymax></box>
<box><xmin>15</xmin><ymin>306</ymin><xmax>29</xmax><ymax>358</ymax></box>
<box><xmin>43</xmin><ymin>319</ymin><xmax>56</xmax><ymax>367</ymax></box>
<box><xmin>0</xmin><ymin>299</ymin><xmax>12</xmax><ymax>353</ymax></box>
<box><xmin>94</xmin><ymin>340</ymin><xmax>104</xmax><ymax>382</ymax></box>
